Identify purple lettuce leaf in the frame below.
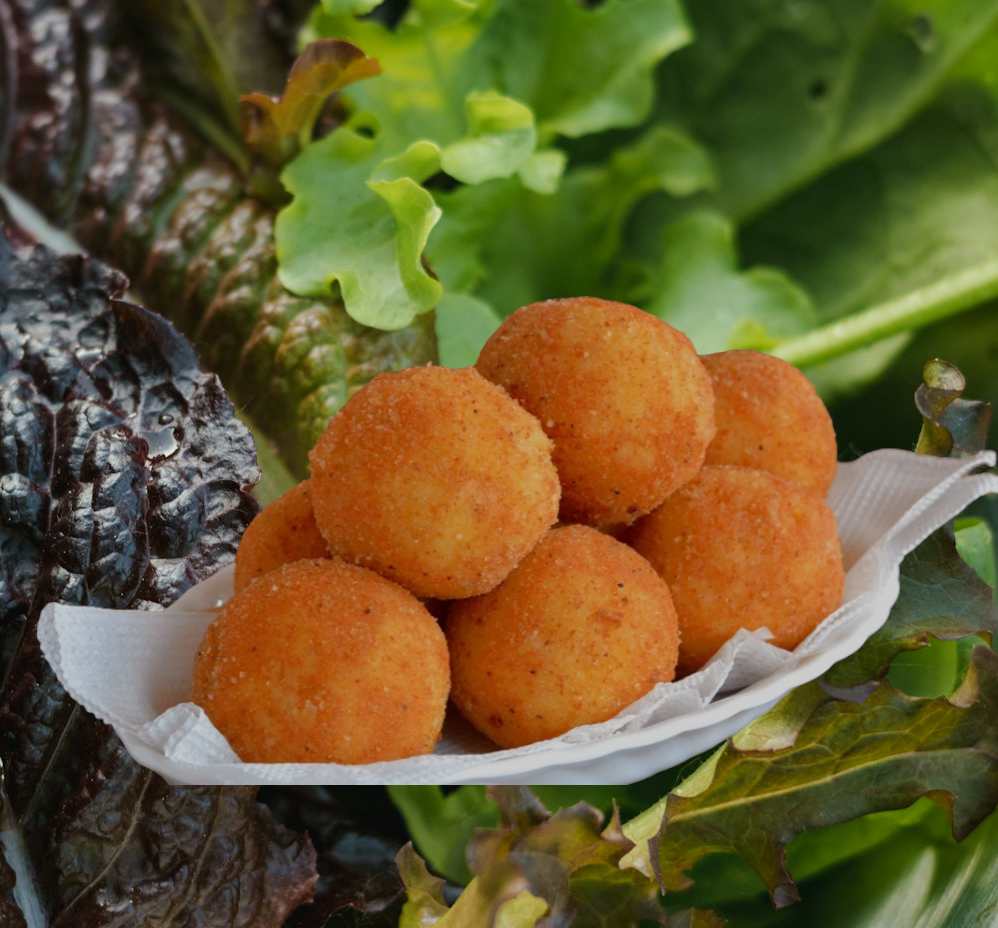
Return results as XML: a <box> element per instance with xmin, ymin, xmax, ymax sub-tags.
<box><xmin>0</xmin><ymin>222</ymin><xmax>318</xmax><ymax>927</ymax></box>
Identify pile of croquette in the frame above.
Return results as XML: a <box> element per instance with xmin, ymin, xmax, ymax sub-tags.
<box><xmin>189</xmin><ymin>297</ymin><xmax>844</xmax><ymax>763</ymax></box>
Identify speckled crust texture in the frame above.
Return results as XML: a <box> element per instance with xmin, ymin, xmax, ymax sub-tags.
<box><xmin>629</xmin><ymin>465</ymin><xmax>844</xmax><ymax>676</ymax></box>
<box><xmin>308</xmin><ymin>365</ymin><xmax>561</xmax><ymax>599</ymax></box>
<box><xmin>446</xmin><ymin>524</ymin><xmax>679</xmax><ymax>748</ymax></box>
<box><xmin>190</xmin><ymin>558</ymin><xmax>450</xmax><ymax>764</ymax></box>
<box><xmin>475</xmin><ymin>297</ymin><xmax>716</xmax><ymax>526</ymax></box>
<box><xmin>701</xmin><ymin>350</ymin><xmax>838</xmax><ymax>498</ymax></box>
<box><xmin>234</xmin><ymin>480</ymin><xmax>330</xmax><ymax>592</ymax></box>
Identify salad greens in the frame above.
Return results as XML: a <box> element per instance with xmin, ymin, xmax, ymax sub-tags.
<box><xmin>277</xmin><ymin>0</ymin><xmax>998</xmax><ymax>401</ymax></box>
<box><xmin>280</xmin><ymin>0</ymin><xmax>691</xmax><ymax>334</ymax></box>
<box><xmin>0</xmin><ymin>229</ymin><xmax>318</xmax><ymax>928</ymax></box>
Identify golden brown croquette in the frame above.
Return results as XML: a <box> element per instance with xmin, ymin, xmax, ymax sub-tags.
<box><xmin>308</xmin><ymin>365</ymin><xmax>560</xmax><ymax>600</ymax></box>
<box><xmin>629</xmin><ymin>465</ymin><xmax>844</xmax><ymax>676</ymax></box>
<box><xmin>476</xmin><ymin>297</ymin><xmax>716</xmax><ymax>526</ymax></box>
<box><xmin>190</xmin><ymin>559</ymin><xmax>450</xmax><ymax>764</ymax></box>
<box><xmin>233</xmin><ymin>480</ymin><xmax>330</xmax><ymax>593</ymax></box>
<box><xmin>446</xmin><ymin>524</ymin><xmax>679</xmax><ymax>748</ymax></box>
<box><xmin>701</xmin><ymin>350</ymin><xmax>838</xmax><ymax>498</ymax></box>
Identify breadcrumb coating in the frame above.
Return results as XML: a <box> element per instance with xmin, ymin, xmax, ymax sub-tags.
<box><xmin>629</xmin><ymin>465</ymin><xmax>844</xmax><ymax>676</ymax></box>
<box><xmin>447</xmin><ymin>524</ymin><xmax>679</xmax><ymax>748</ymax></box>
<box><xmin>476</xmin><ymin>297</ymin><xmax>716</xmax><ymax>526</ymax></box>
<box><xmin>701</xmin><ymin>350</ymin><xmax>838</xmax><ymax>498</ymax></box>
<box><xmin>308</xmin><ymin>365</ymin><xmax>560</xmax><ymax>599</ymax></box>
<box><xmin>233</xmin><ymin>480</ymin><xmax>330</xmax><ymax>593</ymax></box>
<box><xmin>190</xmin><ymin>558</ymin><xmax>450</xmax><ymax>764</ymax></box>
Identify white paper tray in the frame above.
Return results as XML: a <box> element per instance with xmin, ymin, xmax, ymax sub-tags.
<box><xmin>38</xmin><ymin>449</ymin><xmax>998</xmax><ymax>785</ymax></box>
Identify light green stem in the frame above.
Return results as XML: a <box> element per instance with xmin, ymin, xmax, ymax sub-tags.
<box><xmin>769</xmin><ymin>258</ymin><xmax>998</xmax><ymax>368</ymax></box>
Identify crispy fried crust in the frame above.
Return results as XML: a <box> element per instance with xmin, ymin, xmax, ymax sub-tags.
<box><xmin>476</xmin><ymin>297</ymin><xmax>716</xmax><ymax>526</ymax></box>
<box><xmin>701</xmin><ymin>350</ymin><xmax>838</xmax><ymax>498</ymax></box>
<box><xmin>308</xmin><ymin>365</ymin><xmax>560</xmax><ymax>599</ymax></box>
<box><xmin>190</xmin><ymin>559</ymin><xmax>450</xmax><ymax>764</ymax></box>
<box><xmin>446</xmin><ymin>524</ymin><xmax>679</xmax><ymax>748</ymax></box>
<box><xmin>233</xmin><ymin>480</ymin><xmax>330</xmax><ymax>593</ymax></box>
<box><xmin>629</xmin><ymin>465</ymin><xmax>844</xmax><ymax>676</ymax></box>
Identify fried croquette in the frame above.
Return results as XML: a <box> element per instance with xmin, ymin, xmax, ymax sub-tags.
<box><xmin>308</xmin><ymin>365</ymin><xmax>560</xmax><ymax>600</ymax></box>
<box><xmin>446</xmin><ymin>524</ymin><xmax>679</xmax><ymax>748</ymax></box>
<box><xmin>233</xmin><ymin>480</ymin><xmax>330</xmax><ymax>593</ymax></box>
<box><xmin>476</xmin><ymin>297</ymin><xmax>716</xmax><ymax>526</ymax></box>
<box><xmin>190</xmin><ymin>559</ymin><xmax>450</xmax><ymax>764</ymax></box>
<box><xmin>629</xmin><ymin>465</ymin><xmax>844</xmax><ymax>676</ymax></box>
<box><xmin>701</xmin><ymin>350</ymin><xmax>838</xmax><ymax>498</ymax></box>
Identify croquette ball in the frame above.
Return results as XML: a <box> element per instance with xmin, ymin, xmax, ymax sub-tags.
<box><xmin>629</xmin><ymin>465</ymin><xmax>844</xmax><ymax>676</ymax></box>
<box><xmin>233</xmin><ymin>480</ymin><xmax>329</xmax><ymax>593</ymax></box>
<box><xmin>476</xmin><ymin>297</ymin><xmax>716</xmax><ymax>526</ymax></box>
<box><xmin>446</xmin><ymin>524</ymin><xmax>679</xmax><ymax>748</ymax></box>
<box><xmin>701</xmin><ymin>350</ymin><xmax>838</xmax><ymax>498</ymax></box>
<box><xmin>189</xmin><ymin>559</ymin><xmax>450</xmax><ymax>764</ymax></box>
<box><xmin>308</xmin><ymin>365</ymin><xmax>560</xmax><ymax>600</ymax></box>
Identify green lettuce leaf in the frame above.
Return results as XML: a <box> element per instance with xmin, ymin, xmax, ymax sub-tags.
<box><xmin>955</xmin><ymin>516</ymin><xmax>998</xmax><ymax>592</ymax></box>
<box><xmin>388</xmin><ymin>785</ymin><xmax>499</xmax><ymax>885</ymax></box>
<box><xmin>639</xmin><ymin>1</ymin><xmax>998</xmax><ymax>391</ymax></box>
<box><xmin>824</xmin><ymin>529</ymin><xmax>998</xmax><ymax>690</ymax></box>
<box><xmin>453</xmin><ymin>0</ymin><xmax>690</xmax><ymax>139</ymax></box>
<box><xmin>272</xmin><ymin>0</ymin><xmax>998</xmax><ymax>386</ymax></box>
<box><xmin>697</xmin><ymin>798</ymin><xmax>998</xmax><ymax>928</ymax></box>
<box><xmin>624</xmin><ymin>646</ymin><xmax>998</xmax><ymax>908</ymax></box>
<box><xmin>656</xmin><ymin>0</ymin><xmax>998</xmax><ymax>223</ymax></box>
<box><xmin>397</xmin><ymin>787</ymin><xmax>665</xmax><ymax>928</ymax></box>
<box><xmin>277</xmin><ymin>129</ymin><xmax>443</xmax><ymax>328</ymax></box>
<box><xmin>277</xmin><ymin>0</ymin><xmax>691</xmax><ymax>329</ymax></box>
<box><xmin>433</xmin><ymin>292</ymin><xmax>503</xmax><ymax>368</ymax></box>
<box><xmin>642</xmin><ymin>210</ymin><xmax>816</xmax><ymax>353</ymax></box>
<box><xmin>464</xmin><ymin>124</ymin><xmax>715</xmax><ymax>319</ymax></box>
<box><xmin>742</xmin><ymin>90</ymin><xmax>998</xmax><ymax>348</ymax></box>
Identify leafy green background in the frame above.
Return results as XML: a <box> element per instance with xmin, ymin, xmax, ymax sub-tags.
<box><xmin>261</xmin><ymin>1</ymin><xmax>998</xmax><ymax>923</ymax></box>
<box><xmin>275</xmin><ymin>0</ymin><xmax>998</xmax><ymax>426</ymax></box>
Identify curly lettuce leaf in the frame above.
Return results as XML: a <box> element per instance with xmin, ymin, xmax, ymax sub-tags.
<box><xmin>310</xmin><ymin>0</ymin><xmax>689</xmax><ymax>142</ymax></box>
<box><xmin>277</xmin><ymin>129</ymin><xmax>443</xmax><ymax>328</ymax></box>
<box><xmin>620</xmin><ymin>647</ymin><xmax>998</xmax><ymax>909</ymax></box>
<box><xmin>272</xmin><ymin>0</ymin><xmax>998</xmax><ymax>382</ymax></box>
<box><xmin>453</xmin><ymin>0</ymin><xmax>690</xmax><ymax>139</ymax></box>
<box><xmin>278</xmin><ymin>0</ymin><xmax>690</xmax><ymax>330</ymax></box>
<box><xmin>466</xmin><ymin>125</ymin><xmax>715</xmax><ymax>316</ymax></box>
<box><xmin>398</xmin><ymin>787</ymin><xmax>665</xmax><ymax>928</ymax></box>
<box><xmin>241</xmin><ymin>39</ymin><xmax>381</xmax><ymax>171</ymax></box>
